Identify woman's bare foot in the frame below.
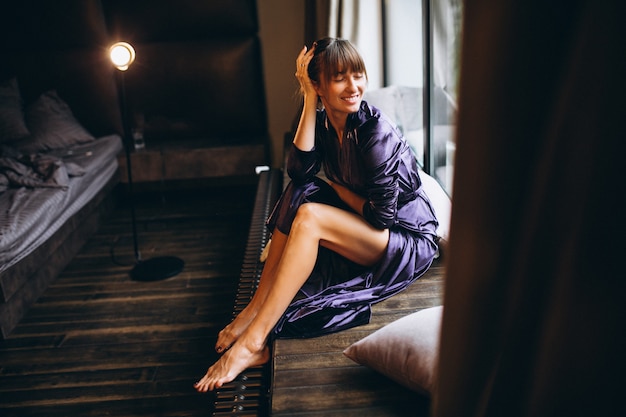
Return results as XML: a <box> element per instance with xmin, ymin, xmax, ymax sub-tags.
<box><xmin>215</xmin><ymin>307</ymin><xmax>257</xmax><ymax>353</ymax></box>
<box><xmin>194</xmin><ymin>338</ymin><xmax>270</xmax><ymax>392</ymax></box>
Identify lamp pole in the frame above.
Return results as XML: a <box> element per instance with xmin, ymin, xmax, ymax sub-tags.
<box><xmin>113</xmin><ymin>58</ymin><xmax>140</xmax><ymax>261</ymax></box>
<box><xmin>109</xmin><ymin>42</ymin><xmax>184</xmax><ymax>281</ymax></box>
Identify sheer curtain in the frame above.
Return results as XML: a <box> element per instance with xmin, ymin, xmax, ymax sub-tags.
<box><xmin>326</xmin><ymin>0</ymin><xmax>384</xmax><ymax>89</ymax></box>
<box><xmin>429</xmin><ymin>0</ymin><xmax>462</xmax><ymax>193</ymax></box>
<box><xmin>431</xmin><ymin>0</ymin><xmax>462</xmax><ymax>110</ymax></box>
<box><xmin>433</xmin><ymin>1</ymin><xmax>626</xmax><ymax>416</ymax></box>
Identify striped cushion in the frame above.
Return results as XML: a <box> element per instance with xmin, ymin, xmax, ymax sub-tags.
<box><xmin>16</xmin><ymin>90</ymin><xmax>95</xmax><ymax>153</ymax></box>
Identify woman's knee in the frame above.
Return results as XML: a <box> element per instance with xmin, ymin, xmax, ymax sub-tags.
<box><xmin>291</xmin><ymin>203</ymin><xmax>324</xmax><ymax>235</ymax></box>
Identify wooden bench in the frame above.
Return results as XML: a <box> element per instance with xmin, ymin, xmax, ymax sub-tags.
<box><xmin>270</xmin><ymin>259</ymin><xmax>444</xmax><ymax>416</ymax></box>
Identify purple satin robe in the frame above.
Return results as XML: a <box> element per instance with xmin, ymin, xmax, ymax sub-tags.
<box><xmin>266</xmin><ymin>101</ymin><xmax>439</xmax><ymax>338</ymax></box>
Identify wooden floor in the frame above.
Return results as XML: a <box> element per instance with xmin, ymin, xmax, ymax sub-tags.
<box><xmin>0</xmin><ymin>180</ymin><xmax>258</xmax><ymax>417</ymax></box>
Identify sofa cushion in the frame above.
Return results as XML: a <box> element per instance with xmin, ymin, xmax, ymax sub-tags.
<box><xmin>343</xmin><ymin>305</ymin><xmax>443</xmax><ymax>395</ymax></box>
<box><xmin>0</xmin><ymin>78</ymin><xmax>30</xmax><ymax>143</ymax></box>
<box><xmin>16</xmin><ymin>90</ymin><xmax>95</xmax><ymax>153</ymax></box>
<box><xmin>419</xmin><ymin>169</ymin><xmax>451</xmax><ymax>242</ymax></box>
<box><xmin>364</xmin><ymin>86</ymin><xmax>402</xmax><ymax>131</ymax></box>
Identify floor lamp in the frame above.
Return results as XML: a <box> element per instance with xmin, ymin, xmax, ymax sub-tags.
<box><xmin>109</xmin><ymin>41</ymin><xmax>184</xmax><ymax>281</ymax></box>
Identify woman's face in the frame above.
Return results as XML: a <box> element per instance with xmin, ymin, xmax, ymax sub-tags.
<box><xmin>315</xmin><ymin>69</ymin><xmax>367</xmax><ymax>118</ymax></box>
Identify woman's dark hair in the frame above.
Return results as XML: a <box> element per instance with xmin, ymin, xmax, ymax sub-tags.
<box><xmin>308</xmin><ymin>37</ymin><xmax>368</xmax><ymax>85</ymax></box>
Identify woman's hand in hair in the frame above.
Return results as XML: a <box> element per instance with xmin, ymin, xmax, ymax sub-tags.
<box><xmin>293</xmin><ymin>43</ymin><xmax>319</xmax><ymax>152</ymax></box>
<box><xmin>295</xmin><ymin>44</ymin><xmax>317</xmax><ymax>98</ymax></box>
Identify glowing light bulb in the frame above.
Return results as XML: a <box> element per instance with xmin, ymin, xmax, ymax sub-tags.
<box><xmin>109</xmin><ymin>42</ymin><xmax>135</xmax><ymax>71</ymax></box>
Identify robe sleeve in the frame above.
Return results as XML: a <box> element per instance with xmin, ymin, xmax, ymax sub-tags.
<box><xmin>359</xmin><ymin>122</ymin><xmax>404</xmax><ymax>229</ymax></box>
<box><xmin>286</xmin><ymin>143</ymin><xmax>321</xmax><ymax>185</ymax></box>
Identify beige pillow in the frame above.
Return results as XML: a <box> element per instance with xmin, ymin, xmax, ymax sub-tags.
<box><xmin>343</xmin><ymin>305</ymin><xmax>443</xmax><ymax>395</ymax></box>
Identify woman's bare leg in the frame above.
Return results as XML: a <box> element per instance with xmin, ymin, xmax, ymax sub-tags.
<box><xmin>195</xmin><ymin>203</ymin><xmax>389</xmax><ymax>391</ymax></box>
<box><xmin>214</xmin><ymin>231</ymin><xmax>289</xmax><ymax>353</ymax></box>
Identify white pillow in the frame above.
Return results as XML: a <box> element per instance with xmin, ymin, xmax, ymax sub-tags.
<box><xmin>419</xmin><ymin>169</ymin><xmax>451</xmax><ymax>242</ymax></box>
<box><xmin>343</xmin><ymin>305</ymin><xmax>443</xmax><ymax>395</ymax></box>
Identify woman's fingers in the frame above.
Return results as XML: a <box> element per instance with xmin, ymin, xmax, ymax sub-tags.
<box><xmin>295</xmin><ymin>43</ymin><xmax>318</xmax><ymax>98</ymax></box>
<box><xmin>296</xmin><ymin>45</ymin><xmax>307</xmax><ymax>63</ymax></box>
<box><xmin>296</xmin><ymin>43</ymin><xmax>316</xmax><ymax>71</ymax></box>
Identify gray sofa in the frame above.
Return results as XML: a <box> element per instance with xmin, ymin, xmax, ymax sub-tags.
<box><xmin>0</xmin><ymin>75</ymin><xmax>123</xmax><ymax>338</ymax></box>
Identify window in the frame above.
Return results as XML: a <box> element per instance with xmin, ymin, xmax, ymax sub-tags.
<box><xmin>426</xmin><ymin>0</ymin><xmax>462</xmax><ymax>195</ymax></box>
<box><xmin>383</xmin><ymin>0</ymin><xmax>462</xmax><ymax>196</ymax></box>
<box><xmin>325</xmin><ymin>0</ymin><xmax>463</xmax><ymax>195</ymax></box>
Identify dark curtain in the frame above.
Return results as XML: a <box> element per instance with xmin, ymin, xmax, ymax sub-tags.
<box><xmin>433</xmin><ymin>1</ymin><xmax>626</xmax><ymax>416</ymax></box>
<box><xmin>305</xmin><ymin>0</ymin><xmax>331</xmax><ymax>44</ymax></box>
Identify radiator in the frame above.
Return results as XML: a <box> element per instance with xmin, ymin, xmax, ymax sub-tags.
<box><xmin>213</xmin><ymin>169</ymin><xmax>282</xmax><ymax>417</ymax></box>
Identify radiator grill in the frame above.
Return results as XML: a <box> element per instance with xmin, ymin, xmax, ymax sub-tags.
<box><xmin>212</xmin><ymin>169</ymin><xmax>282</xmax><ymax>417</ymax></box>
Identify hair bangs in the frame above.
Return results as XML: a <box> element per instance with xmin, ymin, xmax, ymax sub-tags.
<box><xmin>321</xmin><ymin>39</ymin><xmax>367</xmax><ymax>82</ymax></box>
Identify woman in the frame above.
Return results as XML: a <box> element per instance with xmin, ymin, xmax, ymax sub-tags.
<box><xmin>195</xmin><ymin>37</ymin><xmax>439</xmax><ymax>392</ymax></box>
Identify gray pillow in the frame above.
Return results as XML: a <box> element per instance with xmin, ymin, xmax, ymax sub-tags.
<box><xmin>343</xmin><ymin>305</ymin><xmax>443</xmax><ymax>395</ymax></box>
<box><xmin>0</xmin><ymin>78</ymin><xmax>30</xmax><ymax>143</ymax></box>
<box><xmin>363</xmin><ymin>86</ymin><xmax>402</xmax><ymax>132</ymax></box>
<box><xmin>16</xmin><ymin>90</ymin><xmax>95</xmax><ymax>153</ymax></box>
<box><xmin>397</xmin><ymin>86</ymin><xmax>423</xmax><ymax>132</ymax></box>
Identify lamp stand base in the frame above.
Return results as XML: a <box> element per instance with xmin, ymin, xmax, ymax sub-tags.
<box><xmin>130</xmin><ymin>256</ymin><xmax>184</xmax><ymax>282</ymax></box>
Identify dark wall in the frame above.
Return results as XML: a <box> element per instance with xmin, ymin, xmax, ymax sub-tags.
<box><xmin>102</xmin><ymin>0</ymin><xmax>268</xmax><ymax>143</ymax></box>
<box><xmin>0</xmin><ymin>0</ymin><xmax>121</xmax><ymax>137</ymax></box>
<box><xmin>0</xmin><ymin>0</ymin><xmax>269</xmax><ymax>149</ymax></box>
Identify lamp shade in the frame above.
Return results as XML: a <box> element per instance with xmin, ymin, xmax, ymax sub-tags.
<box><xmin>109</xmin><ymin>42</ymin><xmax>135</xmax><ymax>71</ymax></box>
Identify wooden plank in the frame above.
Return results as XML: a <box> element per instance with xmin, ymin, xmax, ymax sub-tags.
<box><xmin>271</xmin><ymin>381</ymin><xmax>430</xmax><ymax>416</ymax></box>
<box><xmin>118</xmin><ymin>143</ymin><xmax>268</xmax><ymax>182</ymax></box>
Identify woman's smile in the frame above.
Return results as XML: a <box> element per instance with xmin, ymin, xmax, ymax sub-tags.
<box><xmin>342</xmin><ymin>94</ymin><xmax>361</xmax><ymax>104</ymax></box>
